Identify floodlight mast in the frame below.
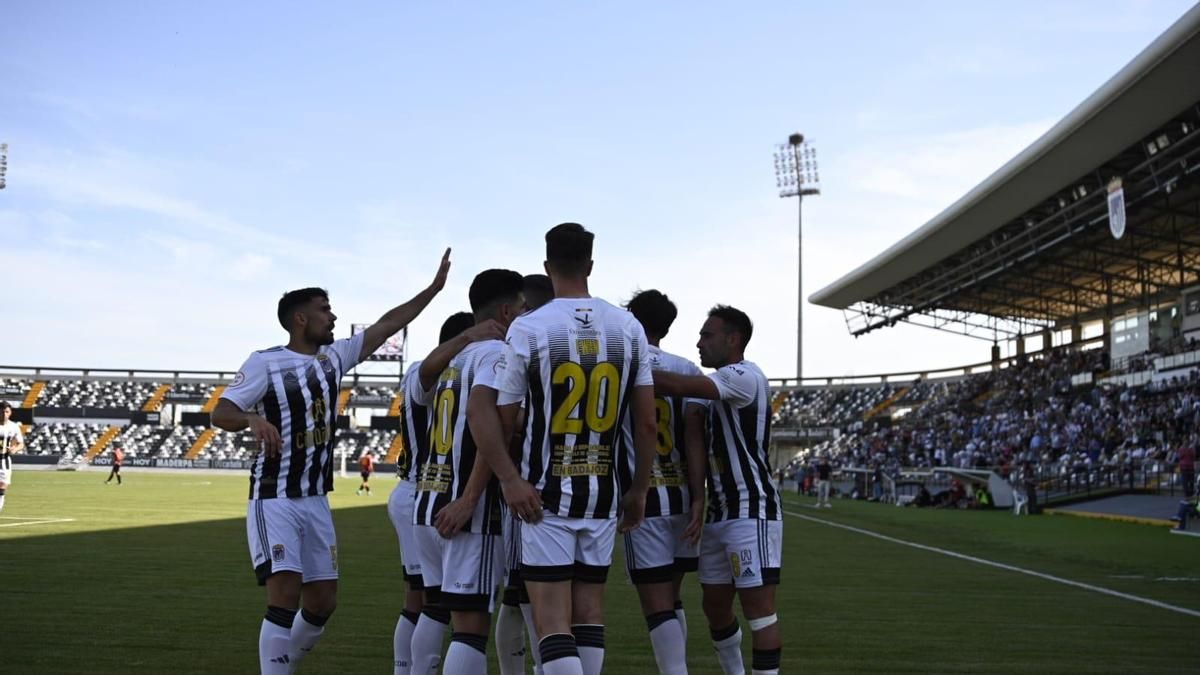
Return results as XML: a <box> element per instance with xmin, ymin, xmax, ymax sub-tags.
<box><xmin>774</xmin><ymin>133</ymin><xmax>820</xmax><ymax>382</ymax></box>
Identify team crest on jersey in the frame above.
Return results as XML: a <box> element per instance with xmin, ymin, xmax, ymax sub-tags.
<box><xmin>329</xmin><ymin>546</ymin><xmax>338</xmax><ymax>571</ymax></box>
<box><xmin>272</xmin><ymin>544</ymin><xmax>286</xmax><ymax>562</ymax></box>
<box><xmin>317</xmin><ymin>353</ymin><xmax>334</xmax><ymax>374</ymax></box>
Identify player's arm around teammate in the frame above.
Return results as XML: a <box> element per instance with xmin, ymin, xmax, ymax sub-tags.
<box><xmin>653</xmin><ymin>306</ymin><xmax>783</xmax><ymax>675</ymax></box>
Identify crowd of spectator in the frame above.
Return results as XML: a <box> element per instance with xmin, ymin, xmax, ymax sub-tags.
<box><xmin>783</xmin><ymin>344</ymin><xmax>1200</xmax><ymax>500</ymax></box>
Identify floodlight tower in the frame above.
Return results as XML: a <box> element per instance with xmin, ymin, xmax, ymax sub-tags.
<box><xmin>774</xmin><ymin>133</ymin><xmax>820</xmax><ymax>382</ymax></box>
<box><xmin>0</xmin><ymin>143</ymin><xmax>7</xmax><ymax>190</ymax></box>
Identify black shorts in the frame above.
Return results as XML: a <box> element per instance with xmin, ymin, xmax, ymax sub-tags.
<box><xmin>360</xmin><ymin>471</ymin><xmax>371</xmax><ymax>481</ymax></box>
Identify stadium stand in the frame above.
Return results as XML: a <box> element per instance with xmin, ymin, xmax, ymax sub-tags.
<box><xmin>22</xmin><ymin>422</ymin><xmax>110</xmax><ymax>459</ymax></box>
<box><xmin>40</xmin><ymin>379</ymin><xmax>161</xmax><ymax>410</ymax></box>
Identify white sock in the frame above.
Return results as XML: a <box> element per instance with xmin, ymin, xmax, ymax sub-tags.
<box><xmin>647</xmin><ymin>612</ymin><xmax>688</xmax><ymax>675</ymax></box>
<box><xmin>571</xmin><ymin>624</ymin><xmax>604</xmax><ymax>675</ymax></box>
<box><xmin>539</xmin><ymin>634</ymin><xmax>583</xmax><ymax>675</ymax></box>
<box><xmin>520</xmin><ymin>602</ymin><xmax>544</xmax><ymax>674</ymax></box>
<box><xmin>260</xmin><ymin>608</ymin><xmax>296</xmax><ymax>675</ymax></box>
<box><xmin>287</xmin><ymin>609</ymin><xmax>326</xmax><ymax>672</ymax></box>
<box><xmin>675</xmin><ymin>601</ymin><xmax>688</xmax><ymax>643</ymax></box>
<box><xmin>711</xmin><ymin>621</ymin><xmax>744</xmax><ymax>675</ymax></box>
<box><xmin>444</xmin><ymin>632</ymin><xmax>489</xmax><ymax>675</ymax></box>
<box><xmin>0</xmin><ymin>494</ymin><xmax>6</xmax><ymax>512</ymax></box>
<box><xmin>495</xmin><ymin>603</ymin><xmax>527</xmax><ymax>675</ymax></box>
<box><xmin>394</xmin><ymin>610</ymin><xmax>419</xmax><ymax>675</ymax></box>
<box><xmin>410</xmin><ymin>610</ymin><xmax>449</xmax><ymax>674</ymax></box>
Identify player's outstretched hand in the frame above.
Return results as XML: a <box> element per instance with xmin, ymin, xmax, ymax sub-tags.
<box><xmin>682</xmin><ymin>497</ymin><xmax>704</xmax><ymax>545</ymax></box>
<box><xmin>247</xmin><ymin>415</ymin><xmax>282</xmax><ymax>457</ymax></box>
<box><xmin>464</xmin><ymin>319</ymin><xmax>505</xmax><ymax>343</ymax></box>
<box><xmin>618</xmin><ymin>490</ymin><xmax>646</xmax><ymax>534</ymax></box>
<box><xmin>501</xmin><ymin>476</ymin><xmax>543</xmax><ymax>523</ymax></box>
<box><xmin>434</xmin><ymin>496</ymin><xmax>476</xmax><ymax>538</ymax></box>
<box><xmin>430</xmin><ymin>247</ymin><xmax>451</xmax><ymax>293</ymax></box>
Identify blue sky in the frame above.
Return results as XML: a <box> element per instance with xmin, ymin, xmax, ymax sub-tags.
<box><xmin>2</xmin><ymin>1</ymin><xmax>1194</xmax><ymax>379</ymax></box>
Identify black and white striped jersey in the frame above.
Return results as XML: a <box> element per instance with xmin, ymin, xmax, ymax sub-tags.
<box><xmin>397</xmin><ymin>360</ymin><xmax>431</xmax><ymax>485</ymax></box>
<box><xmin>0</xmin><ymin>420</ymin><xmax>22</xmax><ymax>471</ymax></box>
<box><xmin>222</xmin><ymin>333</ymin><xmax>364</xmax><ymax>500</ymax></box>
<box><xmin>497</xmin><ymin>297</ymin><xmax>653</xmax><ymax>520</ymax></box>
<box><xmin>617</xmin><ymin>345</ymin><xmax>703</xmax><ymax>517</ymax></box>
<box><xmin>412</xmin><ymin>340</ymin><xmax>505</xmax><ymax>535</ymax></box>
<box><xmin>703</xmin><ymin>360</ymin><xmax>781</xmax><ymax>522</ymax></box>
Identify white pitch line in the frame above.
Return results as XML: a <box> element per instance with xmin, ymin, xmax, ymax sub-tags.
<box><xmin>784</xmin><ymin>509</ymin><xmax>1200</xmax><ymax>620</ymax></box>
<box><xmin>0</xmin><ymin>517</ymin><xmax>76</xmax><ymax>528</ymax></box>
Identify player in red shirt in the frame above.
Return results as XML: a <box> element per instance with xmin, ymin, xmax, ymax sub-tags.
<box><xmin>357</xmin><ymin>451</ymin><xmax>375</xmax><ymax>496</ymax></box>
<box><xmin>105</xmin><ymin>445</ymin><xmax>125</xmax><ymax>485</ymax></box>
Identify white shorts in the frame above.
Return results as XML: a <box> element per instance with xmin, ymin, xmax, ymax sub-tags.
<box><xmin>622</xmin><ymin>513</ymin><xmax>700</xmax><ymax>584</ymax></box>
<box><xmin>387</xmin><ymin>480</ymin><xmax>423</xmax><ymax>587</ymax></box>
<box><xmin>246</xmin><ymin>495</ymin><xmax>338</xmax><ymax>586</ymax></box>
<box><xmin>698</xmin><ymin>519</ymin><xmax>782</xmax><ymax>589</ymax></box>
<box><xmin>521</xmin><ymin>514</ymin><xmax>616</xmax><ymax>583</ymax></box>
<box><xmin>413</xmin><ymin>525</ymin><xmax>502</xmax><ymax>612</ymax></box>
<box><xmin>0</xmin><ymin>468</ymin><xmax>11</xmax><ymax>485</ymax></box>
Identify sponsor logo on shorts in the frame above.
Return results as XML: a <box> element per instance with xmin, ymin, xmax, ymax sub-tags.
<box><xmin>454</xmin><ymin>581</ymin><xmax>476</xmax><ymax>590</ymax></box>
<box><xmin>734</xmin><ymin>547</ymin><xmax>753</xmax><ymax>578</ymax></box>
<box><xmin>272</xmin><ymin>544</ymin><xmax>286</xmax><ymax>562</ymax></box>
<box><xmin>329</xmin><ymin>545</ymin><xmax>338</xmax><ymax>571</ymax></box>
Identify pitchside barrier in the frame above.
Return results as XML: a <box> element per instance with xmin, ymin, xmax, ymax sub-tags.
<box><xmin>13</xmin><ymin>455</ymin><xmax>398</xmax><ymax>473</ymax></box>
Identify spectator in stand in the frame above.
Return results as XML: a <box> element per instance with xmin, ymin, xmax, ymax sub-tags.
<box><xmin>1178</xmin><ymin>436</ymin><xmax>1196</xmax><ymax>498</ymax></box>
<box><xmin>106</xmin><ymin>445</ymin><xmax>125</xmax><ymax>485</ymax></box>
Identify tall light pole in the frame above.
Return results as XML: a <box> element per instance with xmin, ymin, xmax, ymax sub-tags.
<box><xmin>774</xmin><ymin>133</ymin><xmax>820</xmax><ymax>382</ymax></box>
<box><xmin>0</xmin><ymin>143</ymin><xmax>7</xmax><ymax>190</ymax></box>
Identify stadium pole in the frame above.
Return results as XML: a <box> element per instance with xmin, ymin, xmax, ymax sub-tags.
<box><xmin>774</xmin><ymin>133</ymin><xmax>820</xmax><ymax>382</ymax></box>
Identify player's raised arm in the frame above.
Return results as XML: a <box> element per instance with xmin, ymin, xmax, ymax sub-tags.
<box><xmin>359</xmin><ymin>247</ymin><xmax>452</xmax><ymax>362</ymax></box>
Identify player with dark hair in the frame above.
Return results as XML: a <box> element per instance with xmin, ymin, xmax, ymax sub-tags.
<box><xmin>621</xmin><ymin>289</ymin><xmax>706</xmax><ymax>675</ymax></box>
<box><xmin>523</xmin><ymin>274</ymin><xmax>555</xmax><ymax>313</ymax></box>
<box><xmin>0</xmin><ymin>401</ymin><xmax>24</xmax><ymax>513</ymax></box>
<box><xmin>408</xmin><ymin>268</ymin><xmax>526</xmax><ymax>674</ymax></box>
<box><xmin>389</xmin><ymin>310</ymin><xmax>495</xmax><ymax>675</ymax></box>
<box><xmin>478</xmin><ymin>223</ymin><xmax>657</xmax><ymax>675</ymax></box>
<box><xmin>495</xmin><ymin>272</ymin><xmax>556</xmax><ymax>675</ymax></box>
<box><xmin>357</xmin><ymin>451</ymin><xmax>375</xmax><ymax>496</ymax></box>
<box><xmin>652</xmin><ymin>304</ymin><xmax>783</xmax><ymax>675</ymax></box>
<box><xmin>105</xmin><ymin>444</ymin><xmax>125</xmax><ymax>485</ymax></box>
<box><xmin>211</xmin><ymin>249</ymin><xmax>451</xmax><ymax>675</ymax></box>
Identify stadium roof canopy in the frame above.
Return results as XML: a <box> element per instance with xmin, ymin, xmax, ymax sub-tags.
<box><xmin>811</xmin><ymin>5</ymin><xmax>1200</xmax><ymax>340</ymax></box>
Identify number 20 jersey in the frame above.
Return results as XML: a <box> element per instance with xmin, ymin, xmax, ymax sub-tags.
<box><xmin>497</xmin><ymin>297</ymin><xmax>653</xmax><ymax>520</ymax></box>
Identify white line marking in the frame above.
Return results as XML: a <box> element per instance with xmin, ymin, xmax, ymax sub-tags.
<box><xmin>784</xmin><ymin>509</ymin><xmax>1200</xmax><ymax>619</ymax></box>
<box><xmin>0</xmin><ymin>517</ymin><xmax>76</xmax><ymax>528</ymax></box>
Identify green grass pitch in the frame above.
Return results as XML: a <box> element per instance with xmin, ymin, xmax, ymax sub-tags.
<box><xmin>2</xmin><ymin>469</ymin><xmax>1197</xmax><ymax>673</ymax></box>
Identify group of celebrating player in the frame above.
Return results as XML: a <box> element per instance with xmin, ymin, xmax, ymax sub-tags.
<box><xmin>213</xmin><ymin>223</ymin><xmax>783</xmax><ymax>675</ymax></box>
